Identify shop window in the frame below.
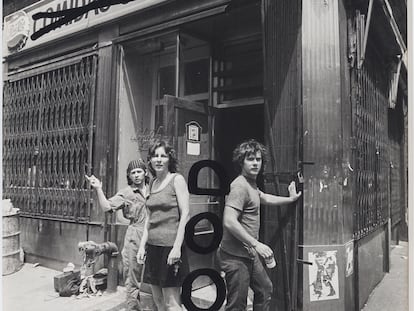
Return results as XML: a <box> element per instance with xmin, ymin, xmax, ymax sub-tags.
<box><xmin>213</xmin><ymin>39</ymin><xmax>263</xmax><ymax>106</ymax></box>
<box><xmin>158</xmin><ymin>65</ymin><xmax>175</xmax><ymax>99</ymax></box>
<box><xmin>184</xmin><ymin>59</ymin><xmax>209</xmax><ymax>95</ymax></box>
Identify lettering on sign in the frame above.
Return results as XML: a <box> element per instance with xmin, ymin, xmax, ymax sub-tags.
<box><xmin>31</xmin><ymin>0</ymin><xmax>128</xmax><ymax>40</ymax></box>
<box><xmin>3</xmin><ymin>0</ymin><xmax>169</xmax><ymax>56</ymax></box>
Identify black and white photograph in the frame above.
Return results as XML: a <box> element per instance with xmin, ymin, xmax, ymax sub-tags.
<box><xmin>1</xmin><ymin>0</ymin><xmax>411</xmax><ymax>310</ymax></box>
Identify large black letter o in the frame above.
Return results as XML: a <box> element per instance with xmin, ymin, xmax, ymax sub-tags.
<box><xmin>185</xmin><ymin>212</ymin><xmax>222</xmax><ymax>254</ymax></box>
<box><xmin>182</xmin><ymin>269</ymin><xmax>226</xmax><ymax>311</ymax></box>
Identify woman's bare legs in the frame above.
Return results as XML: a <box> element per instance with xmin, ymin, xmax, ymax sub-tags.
<box><xmin>162</xmin><ymin>287</ymin><xmax>182</xmax><ymax>311</ymax></box>
<box><xmin>150</xmin><ymin>285</ymin><xmax>167</xmax><ymax>311</ymax></box>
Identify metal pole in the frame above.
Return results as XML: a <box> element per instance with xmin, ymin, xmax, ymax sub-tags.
<box><xmin>175</xmin><ymin>32</ymin><xmax>180</xmax><ymax>97</ymax></box>
<box><xmin>358</xmin><ymin>0</ymin><xmax>374</xmax><ymax>68</ymax></box>
<box><xmin>106</xmin><ymin>251</ymin><xmax>119</xmax><ymax>293</ymax></box>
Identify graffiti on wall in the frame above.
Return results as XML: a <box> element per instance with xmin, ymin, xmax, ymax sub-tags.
<box><xmin>131</xmin><ymin>126</ymin><xmax>171</xmax><ymax>151</ymax></box>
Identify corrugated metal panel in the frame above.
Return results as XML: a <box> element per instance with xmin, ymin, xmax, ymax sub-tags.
<box><xmin>262</xmin><ymin>3</ymin><xmax>301</xmax><ymax>173</ymax></box>
<box><xmin>262</xmin><ymin>0</ymin><xmax>301</xmax><ymax>309</ymax></box>
<box><xmin>302</xmin><ymin>0</ymin><xmax>343</xmax><ymax>245</ymax></box>
<box><xmin>338</xmin><ymin>0</ymin><xmax>354</xmax><ymax>244</ymax></box>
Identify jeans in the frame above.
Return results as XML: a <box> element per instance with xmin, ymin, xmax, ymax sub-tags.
<box><xmin>217</xmin><ymin>249</ymin><xmax>273</xmax><ymax>311</ymax></box>
<box><xmin>122</xmin><ymin>226</ymin><xmax>144</xmax><ymax>311</ymax></box>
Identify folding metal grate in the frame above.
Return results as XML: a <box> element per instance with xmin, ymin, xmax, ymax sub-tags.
<box><xmin>3</xmin><ymin>55</ymin><xmax>98</xmax><ymax>222</ymax></box>
<box><xmin>353</xmin><ymin>56</ymin><xmax>389</xmax><ymax>239</ymax></box>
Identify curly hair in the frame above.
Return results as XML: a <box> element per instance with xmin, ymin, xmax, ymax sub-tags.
<box><xmin>232</xmin><ymin>139</ymin><xmax>267</xmax><ymax>174</ymax></box>
<box><xmin>147</xmin><ymin>140</ymin><xmax>178</xmax><ymax>176</ymax></box>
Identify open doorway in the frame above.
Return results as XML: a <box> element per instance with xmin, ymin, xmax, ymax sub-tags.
<box><xmin>180</xmin><ymin>3</ymin><xmax>265</xmax><ymax>181</ymax></box>
<box><xmin>214</xmin><ymin>105</ymin><xmax>264</xmax><ymax>182</ymax></box>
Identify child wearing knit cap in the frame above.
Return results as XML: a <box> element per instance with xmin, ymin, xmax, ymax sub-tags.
<box><xmin>86</xmin><ymin>159</ymin><xmax>148</xmax><ymax>311</ymax></box>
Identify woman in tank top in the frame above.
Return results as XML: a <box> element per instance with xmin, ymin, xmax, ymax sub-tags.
<box><xmin>137</xmin><ymin>140</ymin><xmax>190</xmax><ymax>311</ymax></box>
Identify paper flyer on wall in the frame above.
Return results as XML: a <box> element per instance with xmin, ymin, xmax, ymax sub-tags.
<box><xmin>309</xmin><ymin>250</ymin><xmax>340</xmax><ymax>301</ymax></box>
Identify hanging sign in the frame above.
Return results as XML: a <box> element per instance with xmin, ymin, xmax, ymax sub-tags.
<box><xmin>187</xmin><ymin>142</ymin><xmax>200</xmax><ymax>156</ymax></box>
<box><xmin>186</xmin><ymin>121</ymin><xmax>201</xmax><ymax>142</ymax></box>
<box><xmin>186</xmin><ymin>121</ymin><xmax>201</xmax><ymax>155</ymax></box>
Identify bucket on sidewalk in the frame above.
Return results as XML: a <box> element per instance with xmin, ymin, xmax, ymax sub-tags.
<box><xmin>3</xmin><ymin>208</ymin><xmax>23</xmax><ymax>275</ymax></box>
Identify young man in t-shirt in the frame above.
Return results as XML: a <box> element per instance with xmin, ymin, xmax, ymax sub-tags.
<box><xmin>218</xmin><ymin>139</ymin><xmax>301</xmax><ymax>311</ymax></box>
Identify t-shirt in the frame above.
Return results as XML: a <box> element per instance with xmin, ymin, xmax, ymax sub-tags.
<box><xmin>108</xmin><ymin>186</ymin><xmax>147</xmax><ymax>228</ymax></box>
<box><xmin>220</xmin><ymin>175</ymin><xmax>262</xmax><ymax>259</ymax></box>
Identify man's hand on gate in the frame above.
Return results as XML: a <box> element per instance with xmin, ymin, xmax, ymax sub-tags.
<box><xmin>288</xmin><ymin>181</ymin><xmax>302</xmax><ymax>201</ymax></box>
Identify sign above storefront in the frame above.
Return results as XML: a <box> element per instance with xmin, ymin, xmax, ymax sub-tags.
<box><xmin>5</xmin><ymin>11</ymin><xmax>31</xmax><ymax>52</ymax></box>
<box><xmin>3</xmin><ymin>0</ymin><xmax>170</xmax><ymax>56</ymax></box>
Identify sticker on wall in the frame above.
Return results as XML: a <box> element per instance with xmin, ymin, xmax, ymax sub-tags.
<box><xmin>345</xmin><ymin>242</ymin><xmax>354</xmax><ymax>277</ymax></box>
<box><xmin>186</xmin><ymin>121</ymin><xmax>201</xmax><ymax>142</ymax></box>
<box><xmin>187</xmin><ymin>141</ymin><xmax>200</xmax><ymax>156</ymax></box>
<box><xmin>309</xmin><ymin>250</ymin><xmax>339</xmax><ymax>301</ymax></box>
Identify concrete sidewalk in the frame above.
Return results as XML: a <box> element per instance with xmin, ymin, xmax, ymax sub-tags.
<box><xmin>3</xmin><ymin>264</ymin><xmax>128</xmax><ymax>311</ymax></box>
<box><xmin>361</xmin><ymin>241</ymin><xmax>409</xmax><ymax>311</ymax></box>
<box><xmin>5</xmin><ymin>242</ymin><xmax>407</xmax><ymax>311</ymax></box>
<box><xmin>2</xmin><ymin>263</ymin><xmax>218</xmax><ymax>311</ymax></box>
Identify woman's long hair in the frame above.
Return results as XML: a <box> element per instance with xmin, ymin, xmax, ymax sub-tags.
<box><xmin>147</xmin><ymin>140</ymin><xmax>178</xmax><ymax>177</ymax></box>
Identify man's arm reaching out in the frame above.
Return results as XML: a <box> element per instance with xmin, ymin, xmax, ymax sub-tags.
<box><xmin>259</xmin><ymin>181</ymin><xmax>302</xmax><ymax>206</ymax></box>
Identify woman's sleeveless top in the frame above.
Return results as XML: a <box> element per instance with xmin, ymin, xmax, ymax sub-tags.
<box><xmin>146</xmin><ymin>174</ymin><xmax>180</xmax><ymax>246</ymax></box>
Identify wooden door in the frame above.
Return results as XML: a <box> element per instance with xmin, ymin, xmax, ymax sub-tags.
<box><xmin>155</xmin><ymin>95</ymin><xmax>218</xmax><ymax>289</ymax></box>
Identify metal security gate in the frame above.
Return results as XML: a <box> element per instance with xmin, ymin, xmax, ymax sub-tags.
<box><xmin>3</xmin><ymin>55</ymin><xmax>98</xmax><ymax>223</ymax></box>
<box><xmin>350</xmin><ymin>8</ymin><xmax>391</xmax><ymax>239</ymax></box>
<box><xmin>353</xmin><ymin>56</ymin><xmax>389</xmax><ymax>240</ymax></box>
<box><xmin>349</xmin><ymin>5</ymin><xmax>407</xmax><ymax>309</ymax></box>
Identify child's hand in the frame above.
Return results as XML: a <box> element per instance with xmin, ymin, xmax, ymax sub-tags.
<box><xmin>137</xmin><ymin>247</ymin><xmax>146</xmax><ymax>264</ymax></box>
<box><xmin>85</xmin><ymin>175</ymin><xmax>102</xmax><ymax>189</ymax></box>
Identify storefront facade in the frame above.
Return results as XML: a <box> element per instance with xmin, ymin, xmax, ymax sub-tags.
<box><xmin>3</xmin><ymin>0</ymin><xmax>407</xmax><ymax>310</ymax></box>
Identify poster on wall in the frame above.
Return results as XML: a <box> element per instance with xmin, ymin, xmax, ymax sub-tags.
<box><xmin>309</xmin><ymin>250</ymin><xmax>339</xmax><ymax>301</ymax></box>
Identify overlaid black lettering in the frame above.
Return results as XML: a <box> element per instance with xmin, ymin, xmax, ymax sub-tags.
<box><xmin>188</xmin><ymin>160</ymin><xmax>230</xmax><ymax>196</ymax></box>
<box><xmin>185</xmin><ymin>212</ymin><xmax>222</xmax><ymax>254</ymax></box>
<box><xmin>181</xmin><ymin>268</ymin><xmax>226</xmax><ymax>311</ymax></box>
<box><xmin>31</xmin><ymin>0</ymin><xmax>135</xmax><ymax>40</ymax></box>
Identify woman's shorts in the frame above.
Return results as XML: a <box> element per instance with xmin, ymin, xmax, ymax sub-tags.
<box><xmin>143</xmin><ymin>244</ymin><xmax>190</xmax><ymax>287</ymax></box>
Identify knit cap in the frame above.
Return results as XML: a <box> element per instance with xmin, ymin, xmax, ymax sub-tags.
<box><xmin>127</xmin><ymin>159</ymin><xmax>146</xmax><ymax>174</ymax></box>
